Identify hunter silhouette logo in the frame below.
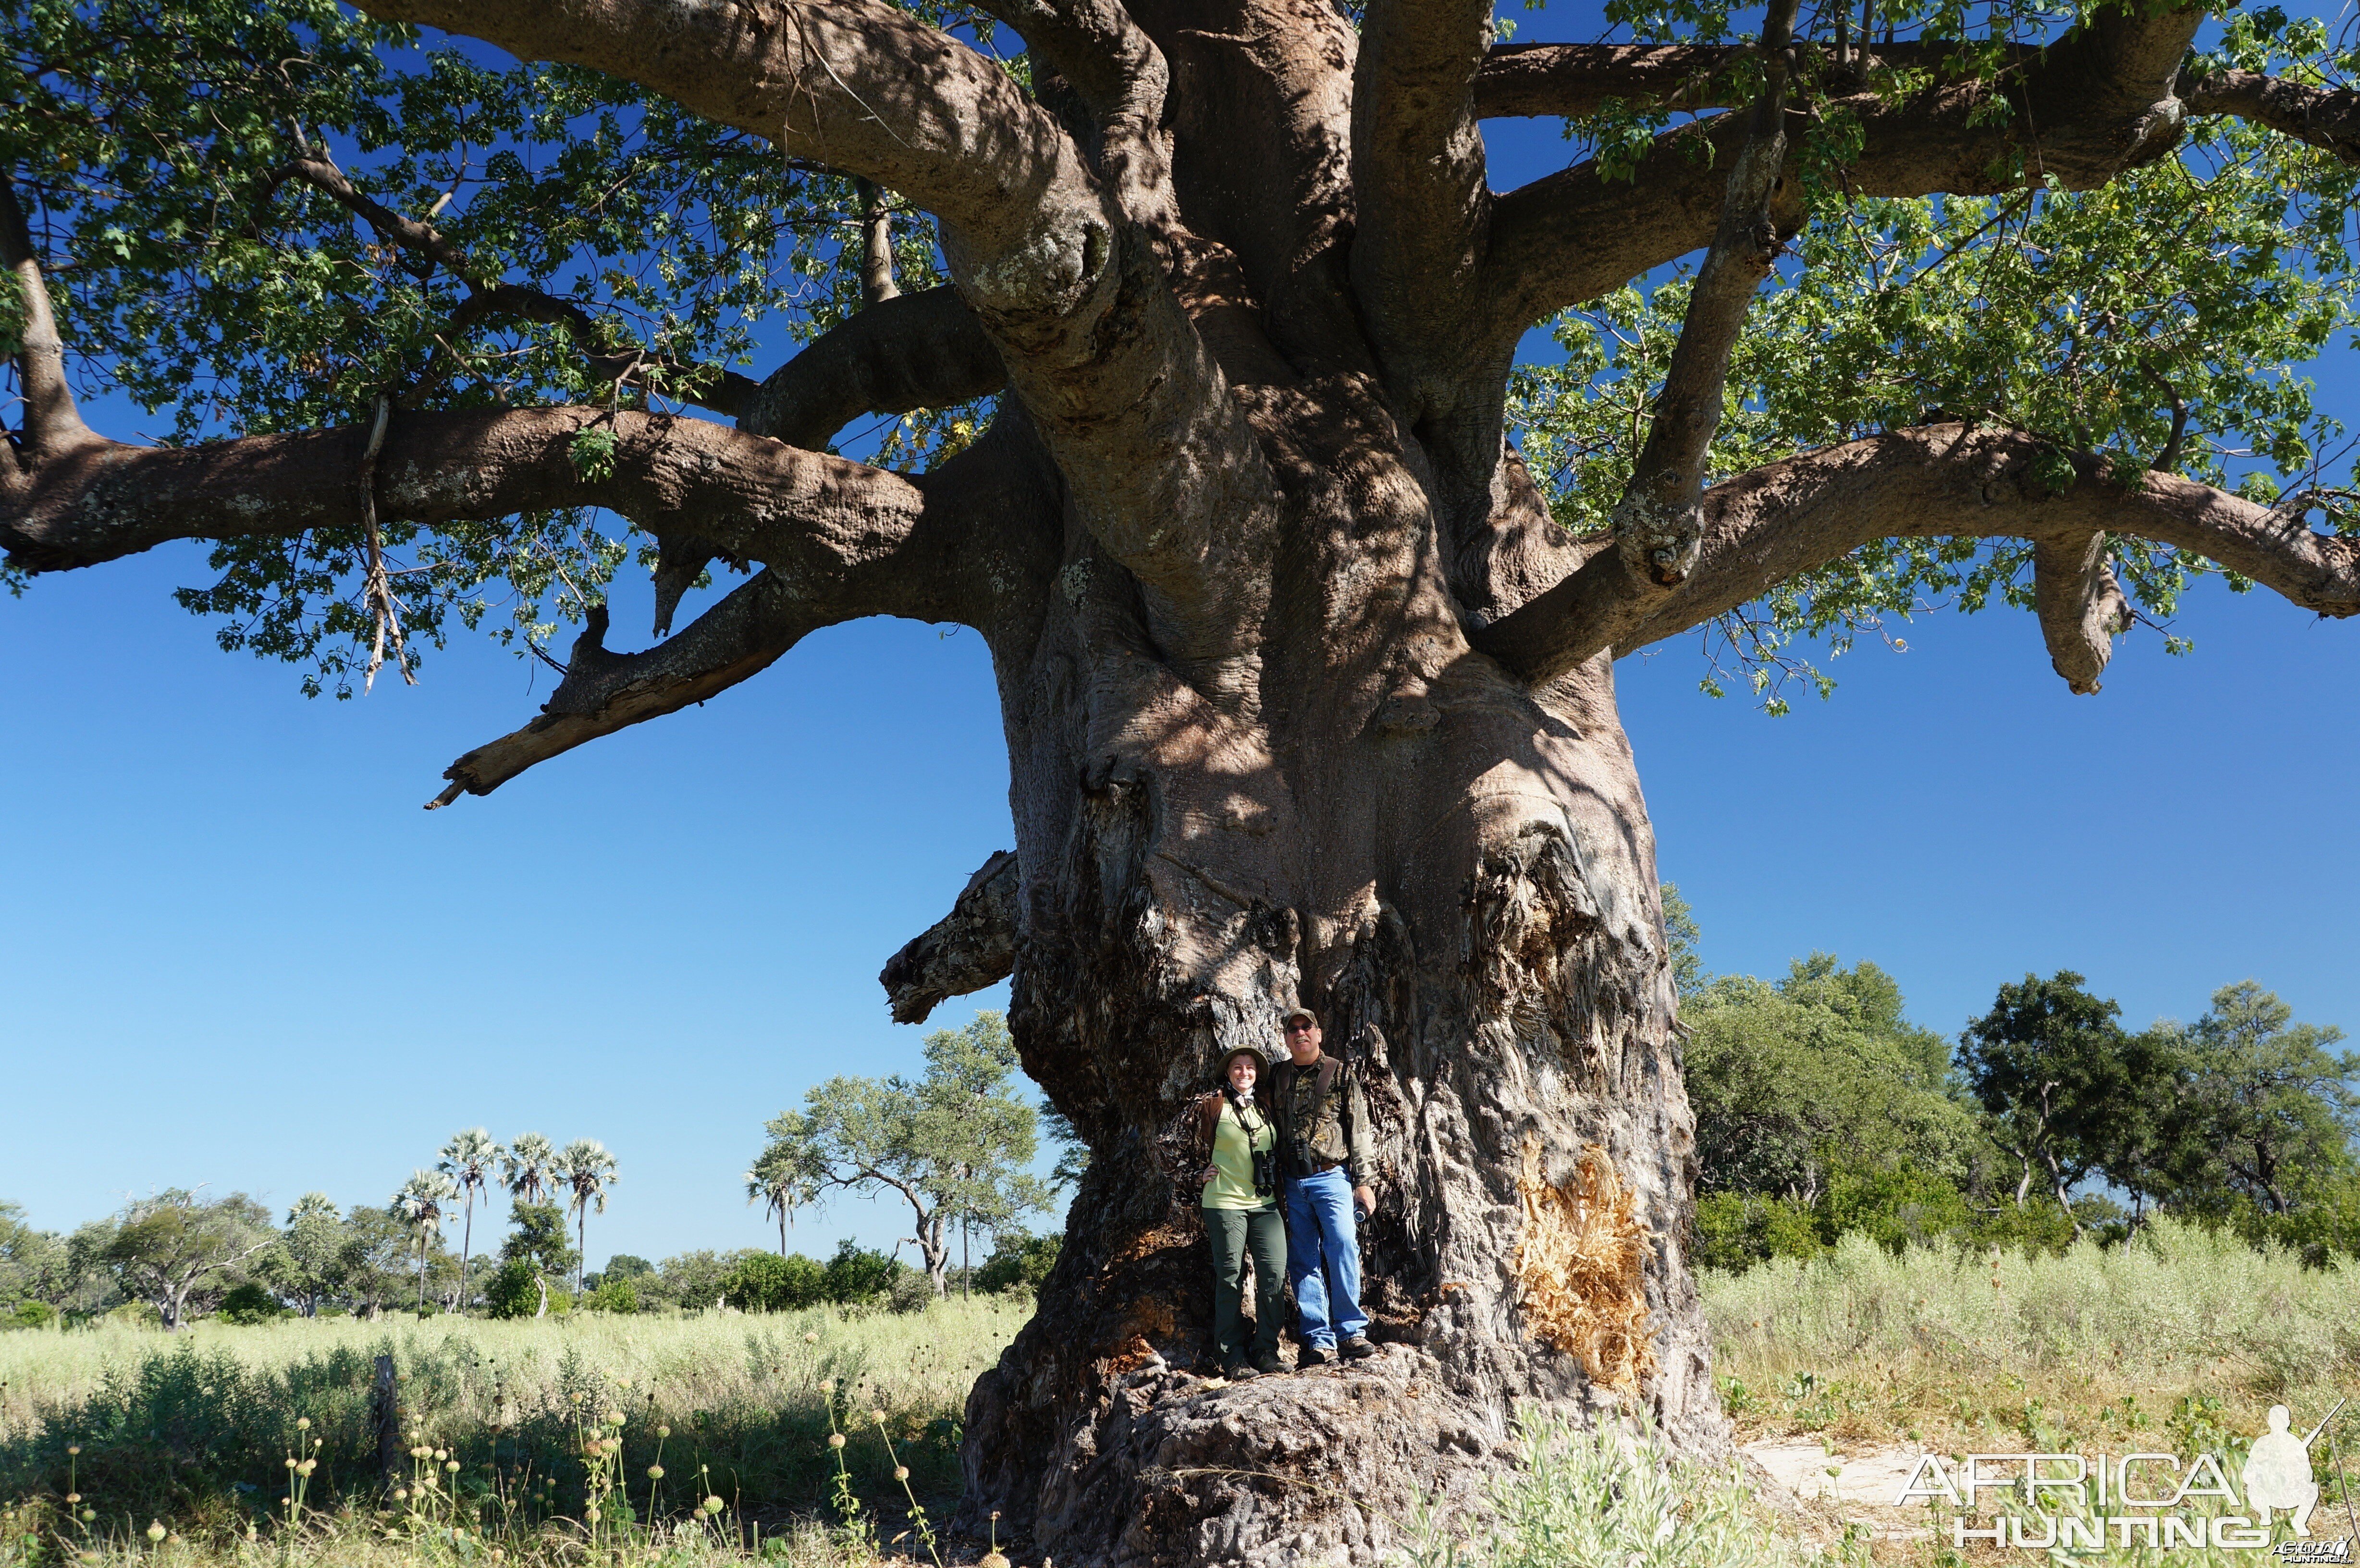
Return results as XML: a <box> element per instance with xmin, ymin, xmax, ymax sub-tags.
<box><xmin>1893</xmin><ymin>1398</ymin><xmax>2357</xmax><ymax>1555</ymax></box>
<box><xmin>2247</xmin><ymin>1402</ymin><xmax>2342</xmax><ymax>1538</ymax></box>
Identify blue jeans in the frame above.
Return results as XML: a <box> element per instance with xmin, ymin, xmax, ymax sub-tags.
<box><xmin>1283</xmin><ymin>1168</ymin><xmax>1366</xmax><ymax>1349</ymax></box>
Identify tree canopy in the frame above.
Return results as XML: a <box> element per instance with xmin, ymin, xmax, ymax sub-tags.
<box><xmin>753</xmin><ymin>1010</ymin><xmax>1048</xmax><ymax>1293</ymax></box>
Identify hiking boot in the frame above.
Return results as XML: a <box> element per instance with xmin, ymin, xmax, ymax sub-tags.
<box><xmin>1340</xmin><ymin>1335</ymin><xmax>1378</xmax><ymax>1361</ymax></box>
<box><xmin>1222</xmin><ymin>1357</ymin><xmax>1259</xmax><ymax>1382</ymax></box>
<box><xmin>1298</xmin><ymin>1344</ymin><xmax>1333</xmax><ymax>1368</ymax></box>
<box><xmin>1250</xmin><ymin>1349</ymin><xmax>1286</xmax><ymax>1376</ymax></box>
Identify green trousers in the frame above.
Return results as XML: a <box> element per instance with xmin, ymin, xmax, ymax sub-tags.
<box><xmin>1204</xmin><ymin>1204</ymin><xmax>1288</xmax><ymax>1361</ymax></box>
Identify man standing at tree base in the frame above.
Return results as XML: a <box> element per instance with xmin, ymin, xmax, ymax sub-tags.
<box><xmin>1268</xmin><ymin>1008</ymin><xmax>1378</xmax><ymax>1365</ymax></box>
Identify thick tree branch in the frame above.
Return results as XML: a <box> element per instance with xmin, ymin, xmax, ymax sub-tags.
<box><xmin>424</xmin><ymin>423</ymin><xmax>1051</xmax><ymax>802</ymax></box>
<box><xmin>1475</xmin><ymin>42</ymin><xmax>1748</xmax><ymax>120</ymax></box>
<box><xmin>1474</xmin><ymin>425</ymin><xmax>2360</xmax><ymax>685</ymax></box>
<box><xmin>0</xmin><ymin>405</ymin><xmax>922</xmax><ymax>576</ymax></box>
<box><xmin>2177</xmin><ymin>67</ymin><xmax>2360</xmax><ymax>163</ymax></box>
<box><xmin>351</xmin><ymin>0</ymin><xmax>1276</xmax><ymax>668</ymax></box>
<box><xmin>1</xmin><ymin>181</ymin><xmax>97</xmax><ymax>462</ymax></box>
<box><xmin>970</xmin><ymin>0</ymin><xmax>1180</xmax><ymax>232</ymax></box>
<box><xmin>2031</xmin><ymin>529</ymin><xmax>2132</xmax><ymax>693</ymax></box>
<box><xmin>1487</xmin><ymin>5</ymin><xmax>2205</xmax><ymax>331</ymax></box>
<box><xmin>1472</xmin><ymin>2</ymin><xmax>1795</xmax><ymax>674</ymax></box>
<box><xmin>1610</xmin><ymin>0</ymin><xmax>1795</xmax><ymax>580</ymax></box>
<box><xmin>1470</xmin><ymin>39</ymin><xmax>2042</xmax><ymax>121</ymax></box>
<box><xmin>879</xmin><ymin>849</ymin><xmax>1020</xmax><ymax>1024</ymax></box>
<box><xmin>736</xmin><ymin>287</ymin><xmax>1006</xmax><ymax>452</ymax></box>
<box><xmin>855</xmin><ymin>178</ymin><xmax>900</xmax><ymax>306</ymax></box>
<box><xmin>1351</xmin><ymin>0</ymin><xmax>1500</xmax><ymax>447</ymax></box>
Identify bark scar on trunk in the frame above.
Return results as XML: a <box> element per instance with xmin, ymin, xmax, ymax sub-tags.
<box><xmin>1514</xmin><ymin>1136</ymin><xmax>1658</xmax><ymax>1394</ymax></box>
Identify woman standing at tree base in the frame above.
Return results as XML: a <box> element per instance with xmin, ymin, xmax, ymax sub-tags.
<box><xmin>1195</xmin><ymin>1047</ymin><xmax>1287</xmax><ymax>1381</ymax></box>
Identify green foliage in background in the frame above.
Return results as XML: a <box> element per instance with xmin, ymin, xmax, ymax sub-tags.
<box><xmin>1676</xmin><ymin>899</ymin><xmax>2358</xmax><ymax>1271</ymax></box>
<box><xmin>1512</xmin><ymin>8</ymin><xmax>2360</xmax><ymax>708</ymax></box>
<box><xmin>753</xmin><ymin>1013</ymin><xmax>1049</xmax><ymax>1295</ymax></box>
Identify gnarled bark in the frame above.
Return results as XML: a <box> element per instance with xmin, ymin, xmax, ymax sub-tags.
<box><xmin>11</xmin><ymin>1</ymin><xmax>2360</xmax><ymax>1563</ymax></box>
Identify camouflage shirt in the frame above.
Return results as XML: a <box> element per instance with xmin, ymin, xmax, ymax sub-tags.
<box><xmin>1268</xmin><ymin>1054</ymin><xmax>1376</xmax><ymax>1188</ymax></box>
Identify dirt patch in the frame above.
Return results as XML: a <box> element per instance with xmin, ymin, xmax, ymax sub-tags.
<box><xmin>1744</xmin><ymin>1439</ymin><xmax>1937</xmax><ymax>1544</ymax></box>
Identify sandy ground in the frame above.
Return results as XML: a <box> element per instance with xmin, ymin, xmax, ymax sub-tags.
<box><xmin>1744</xmin><ymin>1439</ymin><xmax>1939</xmax><ymax>1544</ymax></box>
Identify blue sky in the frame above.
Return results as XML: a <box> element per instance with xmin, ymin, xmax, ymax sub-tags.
<box><xmin>3</xmin><ymin>8</ymin><xmax>2356</xmax><ymax>1269</ymax></box>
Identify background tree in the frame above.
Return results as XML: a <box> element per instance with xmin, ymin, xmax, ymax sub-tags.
<box><xmin>745</xmin><ymin>1141</ymin><xmax>824</xmax><ymax>1259</ymax></box>
<box><xmin>0</xmin><ymin>1201</ymin><xmax>69</xmax><ymax>1311</ymax></box>
<box><xmin>390</xmin><ymin>1170</ymin><xmax>455</xmax><ymax>1312</ymax></box>
<box><xmin>1959</xmin><ymin>972</ymin><xmax>2133</xmax><ymax>1228</ymax></box>
<box><xmin>489</xmin><ymin>1201</ymin><xmax>578</xmax><ymax>1317</ymax></box>
<box><xmin>437</xmin><ymin>1128</ymin><xmax>504</xmax><ymax>1311</ymax></box>
<box><xmin>335</xmin><ymin>1206</ymin><xmax>425</xmax><ymax>1318</ymax></box>
<box><xmin>91</xmin><ymin>1190</ymin><xmax>276</xmax><ymax>1330</ymax></box>
<box><xmin>1686</xmin><ymin>955</ymin><xmax>1981</xmax><ymax>1203</ymax></box>
<box><xmin>550</xmin><ymin>1140</ymin><xmax>617</xmax><ymax>1295</ymax></box>
<box><xmin>757</xmin><ymin>1012</ymin><xmax>1046</xmax><ymax>1294</ymax></box>
<box><xmin>278</xmin><ymin>1192</ymin><xmax>349</xmax><ymax>1317</ymax></box>
<box><xmin>2177</xmin><ymin>982</ymin><xmax>2358</xmax><ymax>1214</ymax></box>
<box><xmin>502</xmin><ymin>1134</ymin><xmax>555</xmax><ymax>1209</ymax></box>
<box><xmin>10</xmin><ymin>0</ymin><xmax>2360</xmax><ymax>1548</ymax></box>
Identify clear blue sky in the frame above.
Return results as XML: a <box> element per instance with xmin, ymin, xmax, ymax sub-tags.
<box><xmin>3</xmin><ymin>7</ymin><xmax>2355</xmax><ymax>1269</ymax></box>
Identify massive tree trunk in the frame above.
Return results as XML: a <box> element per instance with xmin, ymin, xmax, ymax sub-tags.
<box><xmin>957</xmin><ymin>556</ymin><xmax>1716</xmax><ymax>1564</ymax></box>
<box><xmin>9</xmin><ymin>0</ymin><xmax>2360</xmax><ymax>1560</ymax></box>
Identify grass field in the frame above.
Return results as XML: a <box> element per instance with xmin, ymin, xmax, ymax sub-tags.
<box><xmin>7</xmin><ymin>1223</ymin><xmax>2358</xmax><ymax>1566</ymax></box>
<box><xmin>0</xmin><ymin>1298</ymin><xmax>1029</xmax><ymax>1567</ymax></box>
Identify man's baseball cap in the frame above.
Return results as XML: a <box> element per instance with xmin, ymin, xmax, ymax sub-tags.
<box><xmin>1280</xmin><ymin>1007</ymin><xmax>1318</xmax><ymax>1028</ymax></box>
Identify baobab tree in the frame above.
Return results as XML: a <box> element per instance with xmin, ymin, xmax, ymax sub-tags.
<box><xmin>5</xmin><ymin>0</ymin><xmax>2358</xmax><ymax>1558</ymax></box>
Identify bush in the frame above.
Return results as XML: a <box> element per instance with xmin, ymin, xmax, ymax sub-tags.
<box><xmin>483</xmin><ymin>1259</ymin><xmax>550</xmax><ymax>1320</ymax></box>
<box><xmin>722</xmin><ymin>1252</ymin><xmax>825</xmax><ymax>1313</ymax></box>
<box><xmin>821</xmin><ymin>1240</ymin><xmax>899</xmax><ymax>1305</ymax></box>
<box><xmin>887</xmin><ymin>1270</ymin><xmax>935</xmax><ymax>1314</ymax></box>
<box><xmin>582</xmin><ymin>1278</ymin><xmax>640</xmax><ymax>1314</ymax></box>
<box><xmin>2</xmin><ymin>1300</ymin><xmax>57</xmax><ymax>1331</ymax></box>
<box><xmin>976</xmin><ymin>1232</ymin><xmax>1060</xmax><ymax>1294</ymax></box>
<box><xmin>214</xmin><ymin>1284</ymin><xmax>286</xmax><ymax>1325</ymax></box>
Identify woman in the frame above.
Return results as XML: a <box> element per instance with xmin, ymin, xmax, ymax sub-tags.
<box><xmin>1195</xmin><ymin>1044</ymin><xmax>1288</xmax><ymax>1379</ymax></box>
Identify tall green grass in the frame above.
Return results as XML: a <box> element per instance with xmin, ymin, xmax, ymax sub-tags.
<box><xmin>0</xmin><ymin>1300</ymin><xmax>1025</xmax><ymax>1552</ymax></box>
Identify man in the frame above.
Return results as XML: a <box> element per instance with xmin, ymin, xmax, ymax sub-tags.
<box><xmin>1267</xmin><ymin>1007</ymin><xmax>1378</xmax><ymax>1365</ymax></box>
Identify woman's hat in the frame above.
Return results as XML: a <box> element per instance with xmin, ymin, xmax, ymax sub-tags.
<box><xmin>1217</xmin><ymin>1045</ymin><xmax>1269</xmax><ymax>1081</ymax></box>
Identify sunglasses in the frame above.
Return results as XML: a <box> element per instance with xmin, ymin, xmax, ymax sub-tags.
<box><xmin>1283</xmin><ymin>1021</ymin><xmax>1316</xmax><ymax>1033</ymax></box>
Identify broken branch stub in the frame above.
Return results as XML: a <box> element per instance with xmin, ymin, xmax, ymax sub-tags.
<box><xmin>880</xmin><ymin>850</ymin><xmax>1020</xmax><ymax>1024</ymax></box>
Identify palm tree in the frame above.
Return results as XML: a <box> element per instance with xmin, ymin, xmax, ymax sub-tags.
<box><xmin>503</xmin><ymin>1132</ymin><xmax>555</xmax><ymax>1207</ymax></box>
<box><xmin>437</xmin><ymin>1128</ymin><xmax>504</xmax><ymax>1314</ymax></box>
<box><xmin>390</xmin><ymin>1171</ymin><xmax>456</xmax><ymax>1313</ymax></box>
<box><xmin>551</xmin><ymin>1139</ymin><xmax>618</xmax><ymax>1294</ymax></box>
<box><xmin>745</xmin><ymin>1143</ymin><xmax>821</xmax><ymax>1258</ymax></box>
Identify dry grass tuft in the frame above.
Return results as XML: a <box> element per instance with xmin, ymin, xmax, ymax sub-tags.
<box><xmin>1513</xmin><ymin>1137</ymin><xmax>1657</xmax><ymax>1392</ymax></box>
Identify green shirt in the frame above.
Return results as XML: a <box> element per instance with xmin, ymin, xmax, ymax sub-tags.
<box><xmin>1202</xmin><ymin>1098</ymin><xmax>1276</xmax><ymax>1211</ymax></box>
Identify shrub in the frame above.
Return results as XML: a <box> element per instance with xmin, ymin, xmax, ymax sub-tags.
<box><xmin>214</xmin><ymin>1284</ymin><xmax>285</xmax><ymax>1325</ymax></box>
<box><xmin>1403</xmin><ymin>1414</ymin><xmax>1849</xmax><ymax>1568</ymax></box>
<box><xmin>582</xmin><ymin>1278</ymin><xmax>640</xmax><ymax>1314</ymax></box>
<box><xmin>976</xmin><ymin>1232</ymin><xmax>1060</xmax><ymax>1294</ymax></box>
<box><xmin>887</xmin><ymin>1270</ymin><xmax>935</xmax><ymax>1314</ymax></box>
<box><xmin>2</xmin><ymin>1300</ymin><xmax>57</xmax><ymax>1331</ymax></box>
<box><xmin>482</xmin><ymin>1259</ymin><xmax>547</xmax><ymax>1320</ymax></box>
<box><xmin>722</xmin><ymin>1253</ymin><xmax>825</xmax><ymax>1313</ymax></box>
<box><xmin>820</xmin><ymin>1240</ymin><xmax>899</xmax><ymax>1305</ymax></box>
